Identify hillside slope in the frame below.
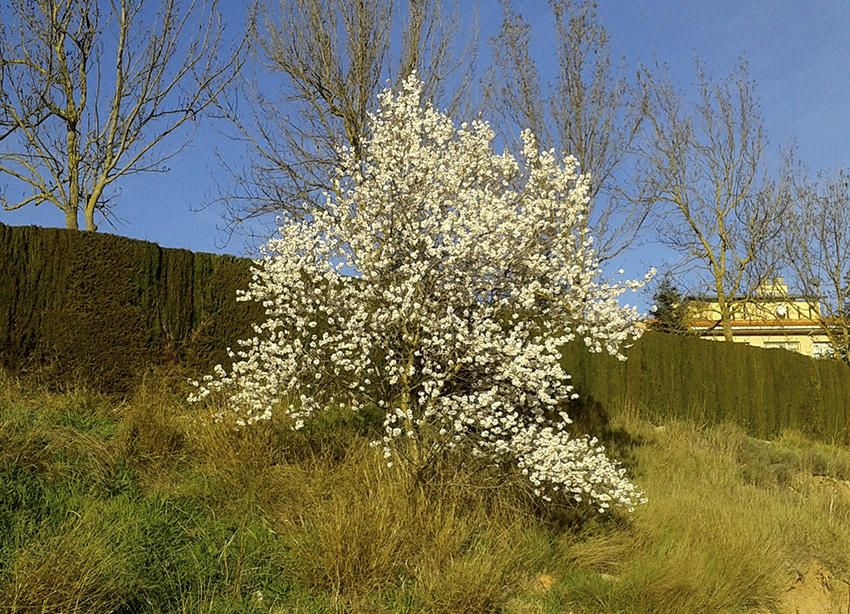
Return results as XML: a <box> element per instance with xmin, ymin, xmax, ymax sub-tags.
<box><xmin>1</xmin><ymin>373</ymin><xmax>848</xmax><ymax>613</ymax></box>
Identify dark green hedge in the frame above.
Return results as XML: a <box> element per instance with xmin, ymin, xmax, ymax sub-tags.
<box><xmin>2</xmin><ymin>223</ymin><xmax>848</xmax><ymax>440</ymax></box>
<box><xmin>561</xmin><ymin>331</ymin><xmax>850</xmax><ymax>441</ymax></box>
<box><xmin>0</xmin><ymin>223</ymin><xmax>260</xmax><ymax>391</ymax></box>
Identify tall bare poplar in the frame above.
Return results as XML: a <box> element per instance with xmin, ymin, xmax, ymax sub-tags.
<box><xmin>637</xmin><ymin>63</ymin><xmax>786</xmax><ymax>341</ymax></box>
<box><xmin>215</xmin><ymin>0</ymin><xmax>475</xmax><ymax>233</ymax></box>
<box><xmin>486</xmin><ymin>0</ymin><xmax>647</xmax><ymax>260</ymax></box>
<box><xmin>783</xmin><ymin>169</ymin><xmax>850</xmax><ymax>362</ymax></box>
<box><xmin>0</xmin><ymin>0</ymin><xmax>242</xmax><ymax>231</ymax></box>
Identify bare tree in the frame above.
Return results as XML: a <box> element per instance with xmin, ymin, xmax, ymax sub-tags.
<box><xmin>486</xmin><ymin>0</ymin><xmax>647</xmax><ymax>260</ymax></box>
<box><xmin>783</xmin><ymin>168</ymin><xmax>850</xmax><ymax>362</ymax></box>
<box><xmin>636</xmin><ymin>62</ymin><xmax>786</xmax><ymax>341</ymax></box>
<box><xmin>0</xmin><ymin>58</ymin><xmax>16</xmax><ymax>141</ymax></box>
<box><xmin>0</xmin><ymin>0</ymin><xmax>242</xmax><ymax>231</ymax></box>
<box><xmin>214</xmin><ymin>0</ymin><xmax>476</xmax><ymax>235</ymax></box>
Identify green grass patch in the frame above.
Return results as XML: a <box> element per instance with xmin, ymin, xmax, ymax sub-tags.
<box><xmin>2</xmin><ymin>372</ymin><xmax>850</xmax><ymax>612</ymax></box>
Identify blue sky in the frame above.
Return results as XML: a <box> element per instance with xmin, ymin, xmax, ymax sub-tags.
<box><xmin>3</xmin><ymin>1</ymin><xmax>850</xmax><ymax>305</ymax></box>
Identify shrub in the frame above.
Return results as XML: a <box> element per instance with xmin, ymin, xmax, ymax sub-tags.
<box><xmin>191</xmin><ymin>75</ymin><xmax>652</xmax><ymax>512</ymax></box>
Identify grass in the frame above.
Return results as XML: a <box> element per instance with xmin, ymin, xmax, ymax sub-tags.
<box><xmin>1</xmin><ymin>370</ymin><xmax>850</xmax><ymax>612</ymax></box>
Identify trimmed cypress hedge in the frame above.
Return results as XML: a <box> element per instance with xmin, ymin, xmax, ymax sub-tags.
<box><xmin>0</xmin><ymin>223</ymin><xmax>260</xmax><ymax>391</ymax></box>
<box><xmin>1</xmin><ymin>223</ymin><xmax>848</xmax><ymax>441</ymax></box>
<box><xmin>561</xmin><ymin>331</ymin><xmax>850</xmax><ymax>441</ymax></box>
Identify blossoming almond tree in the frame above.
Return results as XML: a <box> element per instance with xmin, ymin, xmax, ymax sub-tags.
<box><xmin>191</xmin><ymin>75</ymin><xmax>652</xmax><ymax>512</ymax></box>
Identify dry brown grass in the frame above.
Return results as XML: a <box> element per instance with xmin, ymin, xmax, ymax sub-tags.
<box><xmin>3</xmin><ymin>514</ymin><xmax>133</xmax><ymax>613</ymax></box>
<box><xmin>179</xmin><ymin>405</ymin><xmax>547</xmax><ymax>611</ymax></box>
<box><xmin>4</xmin><ymin>374</ymin><xmax>850</xmax><ymax>612</ymax></box>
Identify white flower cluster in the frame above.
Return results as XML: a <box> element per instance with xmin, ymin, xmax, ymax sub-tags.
<box><xmin>190</xmin><ymin>75</ymin><xmax>652</xmax><ymax>512</ymax></box>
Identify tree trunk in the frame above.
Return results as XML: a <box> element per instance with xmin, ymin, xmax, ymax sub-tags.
<box><xmin>716</xmin><ymin>291</ymin><xmax>734</xmax><ymax>342</ymax></box>
<box><xmin>84</xmin><ymin>207</ymin><xmax>98</xmax><ymax>232</ymax></box>
<box><xmin>64</xmin><ymin>208</ymin><xmax>79</xmax><ymax>230</ymax></box>
<box><xmin>721</xmin><ymin>317</ymin><xmax>734</xmax><ymax>342</ymax></box>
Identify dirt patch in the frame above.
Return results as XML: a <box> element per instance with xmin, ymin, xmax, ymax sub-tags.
<box><xmin>779</xmin><ymin>561</ymin><xmax>850</xmax><ymax>614</ymax></box>
<box><xmin>534</xmin><ymin>574</ymin><xmax>554</xmax><ymax>592</ymax></box>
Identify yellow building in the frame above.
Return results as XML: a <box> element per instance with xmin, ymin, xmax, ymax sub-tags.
<box><xmin>685</xmin><ymin>279</ymin><xmax>833</xmax><ymax>358</ymax></box>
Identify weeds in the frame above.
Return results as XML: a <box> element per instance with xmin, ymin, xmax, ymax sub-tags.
<box><xmin>2</xmin><ymin>374</ymin><xmax>850</xmax><ymax>612</ymax></box>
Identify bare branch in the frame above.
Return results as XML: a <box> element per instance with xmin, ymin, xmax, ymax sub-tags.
<box><xmin>782</xmin><ymin>162</ymin><xmax>850</xmax><ymax>362</ymax></box>
<box><xmin>212</xmin><ymin>0</ymin><xmax>475</xmax><ymax>237</ymax></box>
<box><xmin>636</xmin><ymin>61</ymin><xmax>786</xmax><ymax>341</ymax></box>
<box><xmin>0</xmin><ymin>0</ymin><xmax>245</xmax><ymax>231</ymax></box>
<box><xmin>485</xmin><ymin>0</ymin><xmax>649</xmax><ymax>260</ymax></box>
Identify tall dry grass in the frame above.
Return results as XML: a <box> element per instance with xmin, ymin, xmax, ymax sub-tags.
<box><xmin>530</xmin><ymin>413</ymin><xmax>850</xmax><ymax>613</ymax></box>
<box><xmin>2</xmin><ymin>372</ymin><xmax>850</xmax><ymax>612</ymax></box>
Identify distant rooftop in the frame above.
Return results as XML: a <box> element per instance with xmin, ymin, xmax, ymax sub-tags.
<box><xmin>685</xmin><ymin>278</ymin><xmax>819</xmax><ymax>302</ymax></box>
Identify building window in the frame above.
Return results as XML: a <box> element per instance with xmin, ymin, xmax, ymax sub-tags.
<box><xmin>764</xmin><ymin>340</ymin><xmax>800</xmax><ymax>353</ymax></box>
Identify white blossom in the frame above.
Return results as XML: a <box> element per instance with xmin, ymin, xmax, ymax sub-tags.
<box><xmin>189</xmin><ymin>75</ymin><xmax>652</xmax><ymax>512</ymax></box>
